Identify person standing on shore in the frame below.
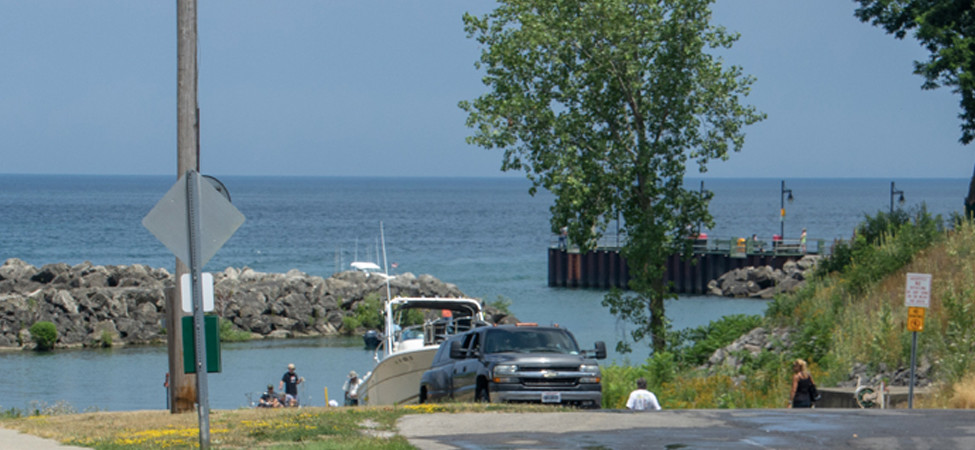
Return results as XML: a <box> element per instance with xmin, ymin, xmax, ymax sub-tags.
<box><xmin>279</xmin><ymin>363</ymin><xmax>304</xmax><ymax>406</ymax></box>
<box><xmin>625</xmin><ymin>377</ymin><xmax>661</xmax><ymax>411</ymax></box>
<box><xmin>800</xmin><ymin>229</ymin><xmax>807</xmax><ymax>253</ymax></box>
<box><xmin>343</xmin><ymin>370</ymin><xmax>361</xmax><ymax>406</ymax></box>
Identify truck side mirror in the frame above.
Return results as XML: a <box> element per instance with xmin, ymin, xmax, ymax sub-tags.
<box><xmin>593</xmin><ymin>341</ymin><xmax>607</xmax><ymax>359</ymax></box>
<box><xmin>449</xmin><ymin>340</ymin><xmax>466</xmax><ymax>359</ymax></box>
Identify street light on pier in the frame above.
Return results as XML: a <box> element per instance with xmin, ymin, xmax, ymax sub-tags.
<box><xmin>890</xmin><ymin>181</ymin><xmax>905</xmax><ymax>215</ymax></box>
<box><xmin>780</xmin><ymin>180</ymin><xmax>794</xmax><ymax>239</ymax></box>
<box><xmin>698</xmin><ymin>180</ymin><xmax>705</xmax><ymax>234</ymax></box>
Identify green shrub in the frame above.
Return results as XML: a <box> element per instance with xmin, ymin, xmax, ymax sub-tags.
<box><xmin>815</xmin><ymin>206</ymin><xmax>942</xmax><ymax>291</ymax></box>
<box><xmin>342</xmin><ymin>293</ymin><xmax>384</xmax><ymax>335</ymax></box>
<box><xmin>599</xmin><ymin>364</ymin><xmax>644</xmax><ymax>408</ymax></box>
<box><xmin>643</xmin><ymin>351</ymin><xmax>678</xmax><ymax>386</ymax></box>
<box><xmin>99</xmin><ymin>330</ymin><xmax>113</xmax><ymax>348</ymax></box>
<box><xmin>487</xmin><ymin>296</ymin><xmax>513</xmax><ymax>316</ymax></box>
<box><xmin>29</xmin><ymin>321</ymin><xmax>58</xmax><ymax>351</ymax></box>
<box><xmin>815</xmin><ymin>239</ymin><xmax>853</xmax><ymax>276</ymax></box>
<box><xmin>668</xmin><ymin>314</ymin><xmax>763</xmax><ymax>367</ymax></box>
<box><xmin>219</xmin><ymin>318</ymin><xmax>252</xmax><ymax>342</ymax></box>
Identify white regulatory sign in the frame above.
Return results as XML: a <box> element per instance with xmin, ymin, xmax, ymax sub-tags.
<box><xmin>905</xmin><ymin>273</ymin><xmax>932</xmax><ymax>308</ymax></box>
<box><xmin>181</xmin><ymin>272</ymin><xmax>214</xmax><ymax>313</ymax></box>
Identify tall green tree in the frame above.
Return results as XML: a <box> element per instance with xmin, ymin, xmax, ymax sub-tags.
<box><xmin>854</xmin><ymin>1</ymin><xmax>975</xmax><ymax>217</ymax></box>
<box><xmin>460</xmin><ymin>0</ymin><xmax>764</xmax><ymax>352</ymax></box>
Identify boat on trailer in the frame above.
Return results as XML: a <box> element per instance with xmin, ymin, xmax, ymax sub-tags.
<box><xmin>357</xmin><ymin>296</ymin><xmax>486</xmax><ymax>405</ymax></box>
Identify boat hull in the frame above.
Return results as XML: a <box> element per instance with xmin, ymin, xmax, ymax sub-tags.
<box><xmin>359</xmin><ymin>346</ymin><xmax>437</xmax><ymax>405</ymax></box>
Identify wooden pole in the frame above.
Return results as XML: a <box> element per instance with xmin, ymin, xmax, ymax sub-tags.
<box><xmin>171</xmin><ymin>0</ymin><xmax>199</xmax><ymax>414</ymax></box>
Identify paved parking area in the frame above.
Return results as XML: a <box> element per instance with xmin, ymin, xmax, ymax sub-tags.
<box><xmin>398</xmin><ymin>409</ymin><xmax>975</xmax><ymax>449</ymax></box>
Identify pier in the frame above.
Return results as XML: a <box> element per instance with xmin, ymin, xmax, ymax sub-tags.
<box><xmin>548</xmin><ymin>237</ymin><xmax>827</xmax><ymax>294</ymax></box>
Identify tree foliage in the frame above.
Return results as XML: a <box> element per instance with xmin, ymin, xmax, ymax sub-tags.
<box><xmin>461</xmin><ymin>0</ymin><xmax>764</xmax><ymax>352</ymax></box>
<box><xmin>854</xmin><ymin>0</ymin><xmax>975</xmax><ymax>215</ymax></box>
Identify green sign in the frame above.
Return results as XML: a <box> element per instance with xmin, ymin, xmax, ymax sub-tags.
<box><xmin>182</xmin><ymin>315</ymin><xmax>221</xmax><ymax>373</ymax></box>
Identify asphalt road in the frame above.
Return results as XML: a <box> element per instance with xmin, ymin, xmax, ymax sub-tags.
<box><xmin>398</xmin><ymin>409</ymin><xmax>975</xmax><ymax>449</ymax></box>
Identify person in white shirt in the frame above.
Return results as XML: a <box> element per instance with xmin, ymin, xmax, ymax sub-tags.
<box><xmin>626</xmin><ymin>377</ymin><xmax>661</xmax><ymax>411</ymax></box>
<box><xmin>343</xmin><ymin>370</ymin><xmax>361</xmax><ymax>406</ymax></box>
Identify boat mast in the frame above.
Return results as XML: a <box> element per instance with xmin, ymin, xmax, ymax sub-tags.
<box><xmin>380</xmin><ymin>222</ymin><xmax>394</xmax><ymax>356</ymax></box>
<box><xmin>380</xmin><ymin>222</ymin><xmax>392</xmax><ymax>302</ymax></box>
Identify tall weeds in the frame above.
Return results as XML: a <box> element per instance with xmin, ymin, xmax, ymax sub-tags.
<box><xmin>605</xmin><ymin>208</ymin><xmax>971</xmax><ymax>408</ymax></box>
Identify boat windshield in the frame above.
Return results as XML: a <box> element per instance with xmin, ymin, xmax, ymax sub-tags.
<box><xmin>483</xmin><ymin>328</ymin><xmax>580</xmax><ymax>355</ymax></box>
<box><xmin>398</xmin><ymin>326</ymin><xmax>423</xmax><ymax>341</ymax></box>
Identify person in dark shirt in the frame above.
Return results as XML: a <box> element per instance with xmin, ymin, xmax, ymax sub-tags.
<box><xmin>258</xmin><ymin>385</ymin><xmax>282</xmax><ymax>408</ymax></box>
<box><xmin>789</xmin><ymin>358</ymin><xmax>816</xmax><ymax>408</ymax></box>
<box><xmin>279</xmin><ymin>363</ymin><xmax>304</xmax><ymax>406</ymax></box>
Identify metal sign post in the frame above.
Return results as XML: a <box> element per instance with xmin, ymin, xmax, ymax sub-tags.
<box><xmin>186</xmin><ymin>171</ymin><xmax>210</xmax><ymax>447</ymax></box>
<box><xmin>909</xmin><ymin>331</ymin><xmax>917</xmax><ymax>409</ymax></box>
<box><xmin>905</xmin><ymin>273</ymin><xmax>932</xmax><ymax>409</ymax></box>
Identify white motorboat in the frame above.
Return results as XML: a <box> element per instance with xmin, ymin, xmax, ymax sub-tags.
<box><xmin>357</xmin><ymin>296</ymin><xmax>486</xmax><ymax>405</ymax></box>
<box><xmin>350</xmin><ymin>261</ymin><xmax>393</xmax><ymax>279</ymax></box>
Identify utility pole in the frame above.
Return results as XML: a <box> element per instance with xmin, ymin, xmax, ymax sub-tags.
<box><xmin>170</xmin><ymin>0</ymin><xmax>199</xmax><ymax>414</ymax></box>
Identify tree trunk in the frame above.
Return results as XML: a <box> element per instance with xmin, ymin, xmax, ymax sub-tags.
<box><xmin>649</xmin><ymin>280</ymin><xmax>666</xmax><ymax>353</ymax></box>
<box><xmin>966</xmin><ymin>162</ymin><xmax>975</xmax><ymax>219</ymax></box>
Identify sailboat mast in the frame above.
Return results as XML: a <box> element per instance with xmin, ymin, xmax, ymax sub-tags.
<box><xmin>379</xmin><ymin>222</ymin><xmax>394</xmax><ymax>356</ymax></box>
<box><xmin>380</xmin><ymin>222</ymin><xmax>391</xmax><ymax>302</ymax></box>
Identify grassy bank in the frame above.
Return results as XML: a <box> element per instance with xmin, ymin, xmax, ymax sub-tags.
<box><xmin>0</xmin><ymin>404</ymin><xmax>559</xmax><ymax>449</ymax></box>
<box><xmin>601</xmin><ymin>208</ymin><xmax>975</xmax><ymax>409</ymax></box>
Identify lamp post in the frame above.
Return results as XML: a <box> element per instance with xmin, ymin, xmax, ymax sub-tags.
<box><xmin>780</xmin><ymin>180</ymin><xmax>793</xmax><ymax>239</ymax></box>
<box><xmin>698</xmin><ymin>180</ymin><xmax>705</xmax><ymax>234</ymax></box>
<box><xmin>890</xmin><ymin>181</ymin><xmax>905</xmax><ymax>215</ymax></box>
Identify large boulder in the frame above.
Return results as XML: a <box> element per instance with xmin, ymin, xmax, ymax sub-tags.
<box><xmin>0</xmin><ymin>258</ymin><xmax>36</xmax><ymax>282</ymax></box>
<box><xmin>703</xmin><ymin>326</ymin><xmax>794</xmax><ymax>372</ymax></box>
<box><xmin>708</xmin><ymin>258</ymin><xmax>820</xmax><ymax>299</ymax></box>
<box><xmin>30</xmin><ymin>263</ymin><xmax>71</xmax><ymax>284</ymax></box>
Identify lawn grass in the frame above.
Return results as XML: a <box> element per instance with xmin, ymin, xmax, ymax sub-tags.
<box><xmin>0</xmin><ymin>403</ymin><xmax>563</xmax><ymax>449</ymax></box>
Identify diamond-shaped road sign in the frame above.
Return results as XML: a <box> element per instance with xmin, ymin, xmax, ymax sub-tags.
<box><xmin>142</xmin><ymin>172</ymin><xmax>245</xmax><ymax>267</ymax></box>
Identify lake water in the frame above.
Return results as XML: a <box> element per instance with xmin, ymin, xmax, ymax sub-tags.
<box><xmin>0</xmin><ymin>175</ymin><xmax>965</xmax><ymax>411</ymax></box>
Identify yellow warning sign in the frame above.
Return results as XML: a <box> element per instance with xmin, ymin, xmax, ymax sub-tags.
<box><xmin>907</xmin><ymin>317</ymin><xmax>924</xmax><ymax>332</ymax></box>
<box><xmin>908</xmin><ymin>307</ymin><xmax>926</xmax><ymax>319</ymax></box>
<box><xmin>907</xmin><ymin>307</ymin><xmax>925</xmax><ymax>332</ymax></box>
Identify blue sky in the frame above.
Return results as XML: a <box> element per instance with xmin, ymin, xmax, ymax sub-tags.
<box><xmin>1</xmin><ymin>1</ymin><xmax>968</xmax><ymax>178</ymax></box>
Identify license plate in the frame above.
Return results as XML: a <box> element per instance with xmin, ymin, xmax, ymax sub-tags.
<box><xmin>541</xmin><ymin>392</ymin><xmax>561</xmax><ymax>403</ymax></box>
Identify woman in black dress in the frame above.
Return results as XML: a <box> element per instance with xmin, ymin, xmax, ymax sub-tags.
<box><xmin>789</xmin><ymin>358</ymin><xmax>815</xmax><ymax>408</ymax></box>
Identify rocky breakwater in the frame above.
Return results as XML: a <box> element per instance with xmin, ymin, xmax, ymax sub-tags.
<box><xmin>706</xmin><ymin>255</ymin><xmax>821</xmax><ymax>299</ymax></box>
<box><xmin>0</xmin><ymin>258</ymin><xmax>512</xmax><ymax>350</ymax></box>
